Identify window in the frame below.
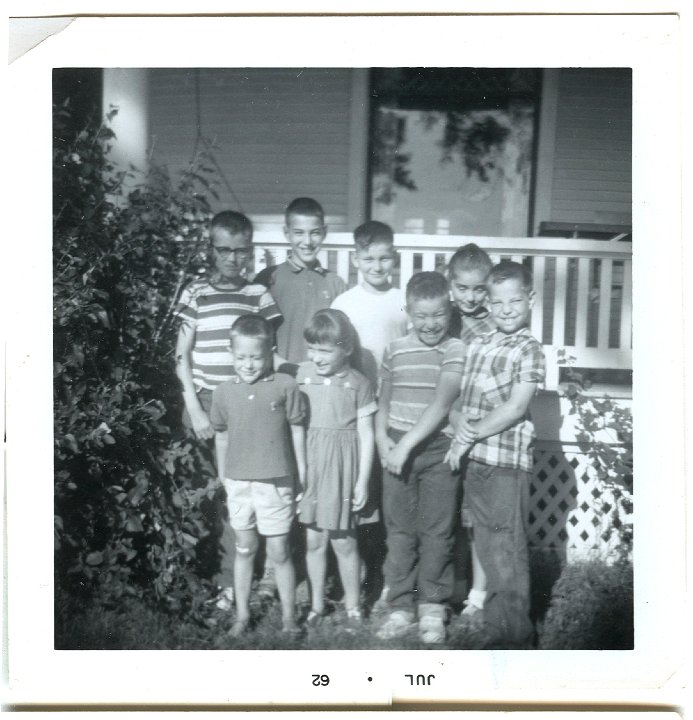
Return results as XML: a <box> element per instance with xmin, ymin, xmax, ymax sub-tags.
<box><xmin>369</xmin><ymin>68</ymin><xmax>540</xmax><ymax>237</ymax></box>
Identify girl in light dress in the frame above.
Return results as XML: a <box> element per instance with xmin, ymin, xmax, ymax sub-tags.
<box><xmin>297</xmin><ymin>309</ymin><xmax>376</xmax><ymax>629</ymax></box>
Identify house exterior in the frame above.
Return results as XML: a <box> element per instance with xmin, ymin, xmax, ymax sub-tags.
<box><xmin>97</xmin><ymin>67</ymin><xmax>633</xmax><ymax>560</ymax></box>
<box><xmin>102</xmin><ymin>67</ymin><xmax>631</xmax><ymax>234</ymax></box>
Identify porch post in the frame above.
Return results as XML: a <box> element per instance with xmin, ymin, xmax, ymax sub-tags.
<box><xmin>346</xmin><ymin>69</ymin><xmax>370</xmax><ymax>229</ymax></box>
<box><xmin>102</xmin><ymin>68</ymin><xmax>150</xmax><ymax>179</ymax></box>
<box><xmin>532</xmin><ymin>68</ymin><xmax>560</xmax><ymax>236</ymax></box>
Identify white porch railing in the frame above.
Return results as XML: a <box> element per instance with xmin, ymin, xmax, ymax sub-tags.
<box><xmin>251</xmin><ymin>232</ymin><xmax>633</xmax><ymax>390</ymax></box>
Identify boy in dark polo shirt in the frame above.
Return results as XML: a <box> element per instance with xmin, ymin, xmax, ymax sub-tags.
<box><xmin>255</xmin><ymin>197</ymin><xmax>346</xmax><ymax>363</ymax></box>
<box><xmin>210</xmin><ymin>315</ymin><xmax>306</xmax><ymax>637</ymax></box>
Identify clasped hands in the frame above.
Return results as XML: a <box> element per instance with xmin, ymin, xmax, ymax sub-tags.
<box><xmin>378</xmin><ymin>413</ymin><xmax>481</xmax><ymax>475</ymax></box>
<box><xmin>444</xmin><ymin>414</ymin><xmax>480</xmax><ymax>470</ymax></box>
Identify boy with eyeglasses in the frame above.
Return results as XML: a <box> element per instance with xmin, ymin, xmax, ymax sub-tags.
<box><xmin>175</xmin><ymin>210</ymin><xmax>281</xmax><ymax>611</ymax></box>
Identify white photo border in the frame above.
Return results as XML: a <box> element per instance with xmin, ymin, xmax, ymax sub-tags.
<box><xmin>5</xmin><ymin>10</ymin><xmax>686</xmax><ymax>708</ymax></box>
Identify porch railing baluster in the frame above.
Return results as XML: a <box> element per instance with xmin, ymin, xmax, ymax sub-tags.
<box><xmin>597</xmin><ymin>259</ymin><xmax>614</xmax><ymax>350</ymax></box>
<box><xmin>249</xmin><ymin>231</ymin><xmax>632</xmax><ymax>389</ymax></box>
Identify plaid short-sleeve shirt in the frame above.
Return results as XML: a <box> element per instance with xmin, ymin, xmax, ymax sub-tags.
<box><xmin>459</xmin><ymin>327</ymin><xmax>545</xmax><ymax>471</ymax></box>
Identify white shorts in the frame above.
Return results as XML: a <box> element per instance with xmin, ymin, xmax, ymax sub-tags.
<box><xmin>223</xmin><ymin>477</ymin><xmax>295</xmax><ymax>536</ymax></box>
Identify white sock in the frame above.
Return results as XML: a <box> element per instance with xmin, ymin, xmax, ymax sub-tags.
<box><xmin>468</xmin><ymin>588</ymin><xmax>487</xmax><ymax>609</ymax></box>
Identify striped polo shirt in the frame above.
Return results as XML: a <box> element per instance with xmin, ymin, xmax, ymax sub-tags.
<box><xmin>381</xmin><ymin>333</ymin><xmax>465</xmax><ymax>433</ymax></box>
<box><xmin>176</xmin><ymin>278</ymin><xmax>281</xmax><ymax>391</ymax></box>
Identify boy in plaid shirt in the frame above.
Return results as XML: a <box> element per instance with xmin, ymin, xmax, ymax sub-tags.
<box><xmin>447</xmin><ymin>261</ymin><xmax>545</xmax><ymax>648</ymax></box>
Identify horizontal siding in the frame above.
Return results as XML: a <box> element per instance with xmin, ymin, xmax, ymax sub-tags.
<box><xmin>148</xmin><ymin>68</ymin><xmax>353</xmax><ymax>219</ymax></box>
<box><xmin>550</xmin><ymin>69</ymin><xmax>632</xmax><ymax>226</ymax></box>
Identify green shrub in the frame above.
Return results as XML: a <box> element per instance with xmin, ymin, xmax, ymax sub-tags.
<box><xmin>537</xmin><ymin>558</ymin><xmax>633</xmax><ymax>649</ymax></box>
<box><xmin>557</xmin><ymin>349</ymin><xmax>633</xmax><ymax>560</ymax></box>
<box><xmin>53</xmin><ymin>101</ymin><xmax>222</xmax><ymax>616</ymax></box>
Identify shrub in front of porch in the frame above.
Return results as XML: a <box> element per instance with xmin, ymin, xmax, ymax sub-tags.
<box><xmin>537</xmin><ymin>557</ymin><xmax>633</xmax><ymax>649</ymax></box>
<box><xmin>53</xmin><ymin>101</ymin><xmax>223</xmax><ymax>620</ymax></box>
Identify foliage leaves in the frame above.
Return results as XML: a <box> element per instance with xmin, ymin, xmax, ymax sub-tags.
<box><xmin>53</xmin><ymin>100</ymin><xmax>222</xmax><ymax>617</ymax></box>
<box><xmin>557</xmin><ymin>348</ymin><xmax>633</xmax><ymax>555</ymax></box>
<box><xmin>538</xmin><ymin>558</ymin><xmax>633</xmax><ymax>650</ymax></box>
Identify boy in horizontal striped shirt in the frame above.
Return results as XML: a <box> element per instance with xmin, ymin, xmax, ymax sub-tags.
<box><xmin>447</xmin><ymin>261</ymin><xmax>546</xmax><ymax>648</ymax></box>
<box><xmin>375</xmin><ymin>272</ymin><xmax>465</xmax><ymax>644</ymax></box>
<box><xmin>175</xmin><ymin>210</ymin><xmax>281</xmax><ymax>608</ymax></box>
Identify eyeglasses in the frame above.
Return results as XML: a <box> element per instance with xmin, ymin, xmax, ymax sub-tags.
<box><xmin>212</xmin><ymin>246</ymin><xmax>251</xmax><ymax>259</ymax></box>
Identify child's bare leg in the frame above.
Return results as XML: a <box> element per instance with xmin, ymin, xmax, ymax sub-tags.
<box><xmin>233</xmin><ymin>529</ymin><xmax>259</xmax><ymax>625</ymax></box>
<box><xmin>266</xmin><ymin>533</ymin><xmax>297</xmax><ymax>629</ymax></box>
<box><xmin>470</xmin><ymin>538</ymin><xmax>487</xmax><ymax>591</ymax></box>
<box><xmin>305</xmin><ymin>526</ymin><xmax>329</xmax><ymax>615</ymax></box>
<box><xmin>331</xmin><ymin>531</ymin><xmax>361</xmax><ymax>611</ymax></box>
<box><xmin>465</xmin><ymin>536</ymin><xmax>487</xmax><ymax>614</ymax></box>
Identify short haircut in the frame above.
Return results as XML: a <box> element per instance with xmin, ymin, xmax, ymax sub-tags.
<box><xmin>353</xmin><ymin>220</ymin><xmax>394</xmax><ymax>251</ymax></box>
<box><xmin>210</xmin><ymin>210</ymin><xmax>253</xmax><ymax>241</ymax></box>
<box><xmin>303</xmin><ymin>308</ymin><xmax>355</xmax><ymax>352</ymax></box>
<box><xmin>285</xmin><ymin>197</ymin><xmax>325</xmax><ymax>225</ymax></box>
<box><xmin>230</xmin><ymin>314</ymin><xmax>274</xmax><ymax>349</ymax></box>
<box><xmin>406</xmin><ymin>271</ymin><xmax>450</xmax><ymax>305</ymax></box>
<box><xmin>447</xmin><ymin>243</ymin><xmax>493</xmax><ymax>278</ymax></box>
<box><xmin>488</xmin><ymin>261</ymin><xmax>533</xmax><ymax>293</ymax></box>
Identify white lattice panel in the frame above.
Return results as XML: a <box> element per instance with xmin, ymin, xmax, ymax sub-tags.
<box><xmin>529</xmin><ymin>443</ymin><xmax>632</xmax><ymax>562</ymax></box>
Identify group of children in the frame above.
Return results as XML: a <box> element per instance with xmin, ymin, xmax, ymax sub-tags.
<box><xmin>175</xmin><ymin>197</ymin><xmax>545</xmax><ymax>647</ymax></box>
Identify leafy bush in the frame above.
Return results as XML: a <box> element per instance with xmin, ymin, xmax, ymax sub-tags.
<box><xmin>53</xmin><ymin>101</ymin><xmax>222</xmax><ymax>615</ymax></box>
<box><xmin>557</xmin><ymin>349</ymin><xmax>633</xmax><ymax>558</ymax></box>
<box><xmin>537</xmin><ymin>558</ymin><xmax>633</xmax><ymax>649</ymax></box>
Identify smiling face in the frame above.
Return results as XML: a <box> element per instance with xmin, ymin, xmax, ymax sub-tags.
<box><xmin>352</xmin><ymin>241</ymin><xmax>396</xmax><ymax>291</ymax></box>
<box><xmin>210</xmin><ymin>228</ymin><xmax>252</xmax><ymax>283</ymax></box>
<box><xmin>283</xmin><ymin>213</ymin><xmax>327</xmax><ymax>268</ymax></box>
<box><xmin>307</xmin><ymin>341</ymin><xmax>350</xmax><ymax>377</ymax></box>
<box><xmin>449</xmin><ymin>267</ymin><xmax>489</xmax><ymax>315</ymax></box>
<box><xmin>230</xmin><ymin>335</ymin><xmax>272</xmax><ymax>385</ymax></box>
<box><xmin>408</xmin><ymin>295</ymin><xmax>451</xmax><ymax>347</ymax></box>
<box><xmin>488</xmin><ymin>278</ymin><xmax>535</xmax><ymax>335</ymax></box>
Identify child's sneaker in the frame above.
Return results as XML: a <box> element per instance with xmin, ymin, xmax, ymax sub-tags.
<box><xmin>418</xmin><ymin>614</ymin><xmax>446</xmax><ymax>644</ymax></box>
<box><xmin>214</xmin><ymin>586</ymin><xmax>235</xmax><ymax>611</ymax></box>
<box><xmin>375</xmin><ymin>610</ymin><xmax>416</xmax><ymax>640</ymax></box>
<box><xmin>342</xmin><ymin>607</ymin><xmax>363</xmax><ymax>634</ymax></box>
<box><xmin>457</xmin><ymin>593</ymin><xmax>486</xmax><ymax>629</ymax></box>
<box><xmin>371</xmin><ymin>585</ymin><xmax>390</xmax><ymax>614</ymax></box>
<box><xmin>418</xmin><ymin>602</ymin><xmax>447</xmax><ymax>644</ymax></box>
<box><xmin>305</xmin><ymin>608</ymin><xmax>326</xmax><ymax>630</ymax></box>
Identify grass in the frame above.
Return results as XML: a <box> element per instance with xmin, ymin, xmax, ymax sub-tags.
<box><xmin>55</xmin><ymin>590</ymin><xmax>491</xmax><ymax>650</ymax></box>
<box><xmin>55</xmin><ymin>552</ymin><xmax>632</xmax><ymax>651</ymax></box>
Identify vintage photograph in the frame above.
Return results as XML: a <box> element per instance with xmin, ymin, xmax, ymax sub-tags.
<box><xmin>53</xmin><ymin>65</ymin><xmax>633</xmax><ymax>652</ymax></box>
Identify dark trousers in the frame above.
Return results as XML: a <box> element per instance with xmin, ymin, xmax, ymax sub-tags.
<box><xmin>382</xmin><ymin>430</ymin><xmax>459</xmax><ymax>611</ymax></box>
<box><xmin>465</xmin><ymin>460</ymin><xmax>534</xmax><ymax>647</ymax></box>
